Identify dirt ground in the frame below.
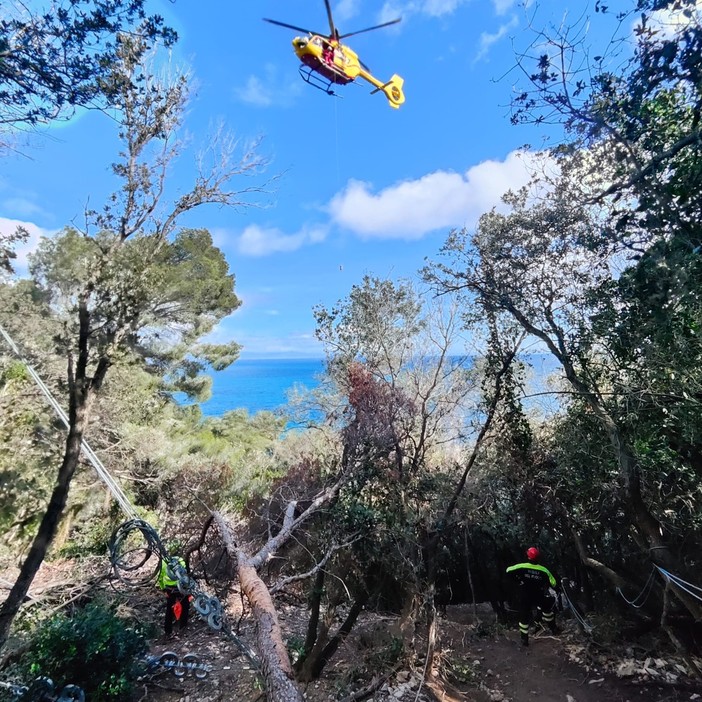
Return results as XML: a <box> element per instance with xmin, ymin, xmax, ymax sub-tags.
<box><xmin>2</xmin><ymin>561</ymin><xmax>699</xmax><ymax>701</ymax></box>
<box><xmin>140</xmin><ymin>597</ymin><xmax>701</xmax><ymax>702</ymax></box>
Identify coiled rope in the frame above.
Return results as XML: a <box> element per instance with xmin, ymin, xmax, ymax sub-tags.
<box><xmin>109</xmin><ymin>519</ymin><xmax>260</xmax><ymax>667</ymax></box>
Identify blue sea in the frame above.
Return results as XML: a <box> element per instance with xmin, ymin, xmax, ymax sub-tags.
<box><xmin>195</xmin><ymin>354</ymin><xmax>561</xmax><ymax>418</ymax></box>
<box><xmin>199</xmin><ymin>358</ymin><xmax>326</xmax><ymax>417</ymax></box>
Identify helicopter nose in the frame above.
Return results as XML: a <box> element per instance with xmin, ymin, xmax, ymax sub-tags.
<box><xmin>293</xmin><ymin>37</ymin><xmax>308</xmax><ymax>49</ymax></box>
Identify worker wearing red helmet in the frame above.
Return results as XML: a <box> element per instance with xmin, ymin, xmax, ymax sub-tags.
<box><xmin>506</xmin><ymin>546</ymin><xmax>558</xmax><ymax>647</ymax></box>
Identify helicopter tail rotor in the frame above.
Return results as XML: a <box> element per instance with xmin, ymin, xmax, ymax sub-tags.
<box><xmin>370</xmin><ymin>74</ymin><xmax>405</xmax><ymax>109</ymax></box>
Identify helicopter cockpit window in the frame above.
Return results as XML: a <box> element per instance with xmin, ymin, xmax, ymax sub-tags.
<box><xmin>311</xmin><ymin>36</ymin><xmax>322</xmax><ymax>46</ymax></box>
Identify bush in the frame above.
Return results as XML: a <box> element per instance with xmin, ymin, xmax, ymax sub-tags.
<box><xmin>22</xmin><ymin>600</ymin><xmax>150</xmax><ymax>701</ymax></box>
<box><xmin>0</xmin><ymin>360</ymin><xmax>29</xmax><ymax>383</ymax></box>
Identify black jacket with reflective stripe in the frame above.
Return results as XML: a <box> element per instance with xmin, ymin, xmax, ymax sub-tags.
<box><xmin>506</xmin><ymin>562</ymin><xmax>557</xmax><ymax>596</ymax></box>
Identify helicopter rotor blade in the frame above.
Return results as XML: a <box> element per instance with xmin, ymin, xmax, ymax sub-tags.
<box><xmin>338</xmin><ymin>17</ymin><xmax>402</xmax><ymax>39</ymax></box>
<box><xmin>323</xmin><ymin>0</ymin><xmax>339</xmax><ymax>39</ymax></box>
<box><xmin>263</xmin><ymin>18</ymin><xmax>321</xmax><ymax>35</ymax></box>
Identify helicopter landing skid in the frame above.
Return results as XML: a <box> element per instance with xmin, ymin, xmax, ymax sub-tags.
<box><xmin>298</xmin><ymin>66</ymin><xmax>341</xmax><ymax>97</ymax></box>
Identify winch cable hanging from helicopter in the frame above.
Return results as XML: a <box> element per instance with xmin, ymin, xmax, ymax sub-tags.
<box><xmin>334</xmin><ymin>81</ymin><xmax>342</xmax><ymax>187</ymax></box>
<box><xmin>0</xmin><ymin>321</ymin><xmax>260</xmax><ymax>668</ymax></box>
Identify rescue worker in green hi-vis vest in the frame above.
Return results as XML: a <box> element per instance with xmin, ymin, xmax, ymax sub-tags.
<box><xmin>157</xmin><ymin>555</ymin><xmax>191</xmax><ymax>637</ymax></box>
<box><xmin>506</xmin><ymin>547</ymin><xmax>559</xmax><ymax>647</ymax></box>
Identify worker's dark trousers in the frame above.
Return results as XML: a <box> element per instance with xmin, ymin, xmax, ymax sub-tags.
<box><xmin>518</xmin><ymin>590</ymin><xmax>556</xmax><ymax>646</ymax></box>
<box><xmin>165</xmin><ymin>587</ymin><xmax>190</xmax><ymax>635</ymax></box>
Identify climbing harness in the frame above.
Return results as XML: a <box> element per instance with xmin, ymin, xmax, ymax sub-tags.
<box><xmin>616</xmin><ymin>565</ymin><xmax>657</xmax><ymax>609</ymax></box>
<box><xmin>110</xmin><ymin>519</ymin><xmax>260</xmax><ymax>667</ymax></box>
<box><xmin>144</xmin><ymin>651</ymin><xmax>211</xmax><ymax>679</ymax></box>
<box><xmin>560</xmin><ymin>581</ymin><xmax>593</xmax><ymax>634</ymax></box>
<box><xmin>0</xmin><ymin>677</ymin><xmax>84</xmax><ymax>702</ymax></box>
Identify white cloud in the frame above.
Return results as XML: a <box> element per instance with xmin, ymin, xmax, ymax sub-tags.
<box><xmin>205</xmin><ymin>320</ymin><xmax>322</xmax><ymax>357</ymax></box>
<box><xmin>423</xmin><ymin>0</ymin><xmax>463</xmax><ymax>16</ymax></box>
<box><xmin>237</xmin><ymin>223</ymin><xmax>328</xmax><ymax>256</ymax></box>
<box><xmin>234</xmin><ymin>64</ymin><xmax>302</xmax><ymax>108</ymax></box>
<box><xmin>380</xmin><ymin>0</ymin><xmax>521</xmax><ymax>21</ymax></box>
<box><xmin>0</xmin><ymin>217</ymin><xmax>56</xmax><ymax>277</ymax></box>
<box><xmin>0</xmin><ymin>197</ymin><xmax>45</xmax><ymax>219</ymax></box>
<box><xmin>335</xmin><ymin>0</ymin><xmax>360</xmax><ymax>23</ymax></box>
<box><xmin>492</xmin><ymin>0</ymin><xmax>519</xmax><ymax>15</ymax></box>
<box><xmin>379</xmin><ymin>0</ymin><xmax>467</xmax><ymax>22</ymax></box>
<box><xmin>236</xmin><ymin>76</ymin><xmax>274</xmax><ymax>108</ymax></box>
<box><xmin>474</xmin><ymin>16</ymin><xmax>518</xmax><ymax>62</ymax></box>
<box><xmin>328</xmin><ymin>149</ymin><xmax>541</xmax><ymax>239</ymax></box>
<box><xmin>236</xmin><ymin>332</ymin><xmax>322</xmax><ymax>358</ymax></box>
<box><xmin>635</xmin><ymin>0</ymin><xmax>702</xmax><ymax>38</ymax></box>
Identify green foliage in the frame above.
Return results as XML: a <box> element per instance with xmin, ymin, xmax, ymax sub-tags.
<box><xmin>314</xmin><ymin>275</ymin><xmax>425</xmax><ymax>380</ymax></box>
<box><xmin>57</xmin><ymin>515</ymin><xmax>115</xmax><ymax>558</ymax></box>
<box><xmin>0</xmin><ymin>360</ymin><xmax>28</xmax><ymax>382</ymax></box>
<box><xmin>0</xmin><ymin>226</ymin><xmax>29</xmax><ymax>276</ymax></box>
<box><xmin>29</xmin><ymin>227</ymin><xmax>240</xmax><ymax>355</ymax></box>
<box><xmin>446</xmin><ymin>657</ymin><xmax>478</xmax><ymax>684</ymax></box>
<box><xmin>286</xmin><ymin>635</ymin><xmax>306</xmax><ymax>666</ymax></box>
<box><xmin>364</xmin><ymin>635</ymin><xmax>403</xmax><ymax>669</ymax></box>
<box><xmin>0</xmin><ymin>0</ymin><xmax>176</xmax><ymax>132</ymax></box>
<box><xmin>23</xmin><ymin>601</ymin><xmax>150</xmax><ymax>701</ymax></box>
<box><xmin>27</xmin><ymin>227</ymin><xmax>242</xmax><ymax>403</ymax></box>
<box><xmin>0</xmin><ymin>350</ymin><xmax>64</xmax><ymax>553</ymax></box>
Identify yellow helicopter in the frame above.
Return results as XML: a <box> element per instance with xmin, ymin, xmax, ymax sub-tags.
<box><xmin>264</xmin><ymin>1</ymin><xmax>405</xmax><ymax>109</ymax></box>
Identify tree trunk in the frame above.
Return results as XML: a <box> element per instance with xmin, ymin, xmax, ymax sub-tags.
<box><xmin>501</xmin><ymin>303</ymin><xmax>702</xmax><ymax>621</ymax></box>
<box><xmin>213</xmin><ymin>512</ymin><xmax>303</xmax><ymax>702</ymax></box>
<box><xmin>238</xmin><ymin>560</ymin><xmax>303</xmax><ymax>702</ymax></box>
<box><xmin>296</xmin><ymin>605</ymin><xmax>334</xmax><ymax>683</ymax></box>
<box><xmin>463</xmin><ymin>528</ymin><xmax>478</xmax><ymax>621</ymax></box>
<box><xmin>571</xmin><ymin>531</ymin><xmax>629</xmax><ymax>590</ymax></box>
<box><xmin>0</xmin><ymin>401</ymin><xmax>86</xmax><ymax>650</ymax></box>
<box><xmin>299</xmin><ymin>593</ymin><xmax>367</xmax><ymax>682</ymax></box>
<box><xmin>298</xmin><ymin>568</ymin><xmax>325</xmax><ymax>671</ymax></box>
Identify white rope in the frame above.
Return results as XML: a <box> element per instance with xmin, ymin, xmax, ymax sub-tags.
<box><xmin>657</xmin><ymin>567</ymin><xmax>702</xmax><ymax>594</ymax></box>
<box><xmin>561</xmin><ymin>583</ymin><xmax>593</xmax><ymax>633</ymax></box>
<box><xmin>654</xmin><ymin>565</ymin><xmax>702</xmax><ymax>603</ymax></box>
<box><xmin>616</xmin><ymin>566</ymin><xmax>657</xmax><ymax>608</ymax></box>
<box><xmin>0</xmin><ymin>323</ymin><xmax>137</xmax><ymax>519</ymax></box>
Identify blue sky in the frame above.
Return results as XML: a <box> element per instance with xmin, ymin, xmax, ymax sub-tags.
<box><xmin>1</xmin><ymin>0</ymin><xmax>638</xmax><ymax>358</ymax></box>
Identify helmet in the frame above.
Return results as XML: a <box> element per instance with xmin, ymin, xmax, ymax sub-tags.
<box><xmin>526</xmin><ymin>546</ymin><xmax>540</xmax><ymax>561</ymax></box>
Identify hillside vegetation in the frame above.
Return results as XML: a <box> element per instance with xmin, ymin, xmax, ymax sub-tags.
<box><xmin>1</xmin><ymin>1</ymin><xmax>701</xmax><ymax>700</ymax></box>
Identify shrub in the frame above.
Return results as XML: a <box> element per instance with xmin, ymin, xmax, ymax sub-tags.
<box><xmin>22</xmin><ymin>600</ymin><xmax>149</xmax><ymax>701</ymax></box>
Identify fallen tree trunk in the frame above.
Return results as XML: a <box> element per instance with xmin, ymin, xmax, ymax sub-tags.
<box><xmin>213</xmin><ymin>511</ymin><xmax>302</xmax><ymax>701</ymax></box>
<box><xmin>211</xmin><ymin>471</ymin><xmax>352</xmax><ymax>698</ymax></box>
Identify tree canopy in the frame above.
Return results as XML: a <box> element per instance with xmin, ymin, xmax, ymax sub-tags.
<box><xmin>0</xmin><ymin>0</ymin><xmax>176</xmax><ymax>135</ymax></box>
